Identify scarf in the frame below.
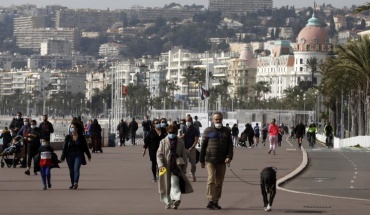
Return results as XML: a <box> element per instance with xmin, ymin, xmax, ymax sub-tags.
<box><xmin>169</xmin><ymin>137</ymin><xmax>180</xmax><ymax>176</ymax></box>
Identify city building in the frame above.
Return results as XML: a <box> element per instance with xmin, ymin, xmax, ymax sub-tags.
<box><xmin>55</xmin><ymin>9</ymin><xmax>126</xmax><ymax>30</ymax></box>
<box><xmin>131</xmin><ymin>6</ymin><xmax>202</xmax><ymax>21</ymax></box>
<box><xmin>13</xmin><ymin>16</ymin><xmax>45</xmax><ymax>35</ymax></box>
<box><xmin>15</xmin><ymin>27</ymin><xmax>79</xmax><ymax>50</ymax></box>
<box><xmin>99</xmin><ymin>43</ymin><xmax>124</xmax><ymax>56</ymax></box>
<box><xmin>27</xmin><ymin>54</ymin><xmax>96</xmax><ymax>70</ymax></box>
<box><xmin>85</xmin><ymin>71</ymin><xmax>109</xmax><ymax>100</ymax></box>
<box><xmin>209</xmin><ymin>0</ymin><xmax>273</xmax><ymax>16</ymax></box>
<box><xmin>40</xmin><ymin>39</ymin><xmax>72</xmax><ymax>56</ymax></box>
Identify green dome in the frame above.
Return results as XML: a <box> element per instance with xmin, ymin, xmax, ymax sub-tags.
<box><xmin>306</xmin><ymin>13</ymin><xmax>321</xmax><ymax>27</ymax></box>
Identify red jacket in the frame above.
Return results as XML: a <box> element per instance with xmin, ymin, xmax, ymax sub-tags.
<box><xmin>268</xmin><ymin>124</ymin><xmax>279</xmax><ymax>136</ymax></box>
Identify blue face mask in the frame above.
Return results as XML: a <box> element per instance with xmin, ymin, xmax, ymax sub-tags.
<box><xmin>168</xmin><ymin>133</ymin><xmax>176</xmax><ymax>139</ymax></box>
<box><xmin>69</xmin><ymin>128</ymin><xmax>75</xmax><ymax>133</ymax></box>
<box><xmin>180</xmin><ymin>124</ymin><xmax>185</xmax><ymax>129</ymax></box>
<box><xmin>155</xmin><ymin>124</ymin><xmax>161</xmax><ymax>129</ymax></box>
<box><xmin>160</xmin><ymin>123</ymin><xmax>166</xmax><ymax>128</ymax></box>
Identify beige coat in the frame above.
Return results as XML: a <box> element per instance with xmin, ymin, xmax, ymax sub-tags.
<box><xmin>157</xmin><ymin>137</ymin><xmax>194</xmax><ymax>195</ymax></box>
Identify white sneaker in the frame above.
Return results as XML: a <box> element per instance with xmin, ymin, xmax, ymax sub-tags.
<box><xmin>266</xmin><ymin>205</ymin><xmax>271</xmax><ymax>211</ymax></box>
<box><xmin>264</xmin><ymin>207</ymin><xmax>268</xmax><ymax>211</ymax></box>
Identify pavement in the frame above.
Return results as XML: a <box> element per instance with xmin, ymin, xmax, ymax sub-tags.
<box><xmin>0</xmin><ymin>137</ymin><xmax>369</xmax><ymax>214</ymax></box>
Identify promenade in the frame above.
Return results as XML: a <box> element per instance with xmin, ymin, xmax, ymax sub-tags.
<box><xmin>0</xmin><ymin>137</ymin><xmax>369</xmax><ymax>214</ymax></box>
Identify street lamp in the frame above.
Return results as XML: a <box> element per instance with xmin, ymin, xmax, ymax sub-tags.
<box><xmin>303</xmin><ymin>93</ymin><xmax>306</xmax><ymax>124</ymax></box>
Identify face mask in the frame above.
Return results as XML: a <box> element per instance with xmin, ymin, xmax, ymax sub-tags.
<box><xmin>155</xmin><ymin>124</ymin><xmax>161</xmax><ymax>129</ymax></box>
<box><xmin>31</xmin><ymin>125</ymin><xmax>36</xmax><ymax>129</ymax></box>
<box><xmin>186</xmin><ymin>122</ymin><xmax>192</xmax><ymax>127</ymax></box>
<box><xmin>17</xmin><ymin>116</ymin><xmax>21</xmax><ymax>119</ymax></box>
<box><xmin>215</xmin><ymin>123</ymin><xmax>222</xmax><ymax>129</ymax></box>
<box><xmin>24</xmin><ymin>122</ymin><xmax>28</xmax><ymax>125</ymax></box>
<box><xmin>160</xmin><ymin>123</ymin><xmax>166</xmax><ymax>128</ymax></box>
<box><xmin>69</xmin><ymin>128</ymin><xmax>75</xmax><ymax>133</ymax></box>
<box><xmin>168</xmin><ymin>133</ymin><xmax>176</xmax><ymax>139</ymax></box>
<box><xmin>41</xmin><ymin>141</ymin><xmax>48</xmax><ymax>145</ymax></box>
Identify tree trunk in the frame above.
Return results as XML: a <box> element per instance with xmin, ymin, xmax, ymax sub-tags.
<box><xmin>350</xmin><ymin>90</ymin><xmax>358</xmax><ymax>136</ymax></box>
<box><xmin>358</xmin><ymin>89</ymin><xmax>365</xmax><ymax>136</ymax></box>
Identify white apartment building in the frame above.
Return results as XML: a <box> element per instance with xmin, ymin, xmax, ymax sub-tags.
<box><xmin>209</xmin><ymin>0</ymin><xmax>273</xmax><ymax>16</ymax></box>
<box><xmin>27</xmin><ymin>54</ymin><xmax>96</xmax><ymax>70</ymax></box>
<box><xmin>85</xmin><ymin>71</ymin><xmax>109</xmax><ymax>100</ymax></box>
<box><xmin>98</xmin><ymin>43</ymin><xmax>123</xmax><ymax>56</ymax></box>
<box><xmin>40</xmin><ymin>39</ymin><xmax>72</xmax><ymax>56</ymax></box>
<box><xmin>13</xmin><ymin>16</ymin><xmax>45</xmax><ymax>35</ymax></box>
<box><xmin>15</xmin><ymin>27</ymin><xmax>79</xmax><ymax>50</ymax></box>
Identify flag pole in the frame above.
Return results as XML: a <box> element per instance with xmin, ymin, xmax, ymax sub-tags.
<box><xmin>205</xmin><ymin>51</ymin><xmax>209</xmax><ymax>115</ymax></box>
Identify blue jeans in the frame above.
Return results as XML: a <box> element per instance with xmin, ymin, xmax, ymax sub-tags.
<box><xmin>40</xmin><ymin>166</ymin><xmax>51</xmax><ymax>187</ymax></box>
<box><xmin>66</xmin><ymin>152</ymin><xmax>82</xmax><ymax>185</ymax></box>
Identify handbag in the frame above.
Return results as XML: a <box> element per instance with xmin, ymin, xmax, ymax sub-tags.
<box><xmin>176</xmin><ymin>157</ymin><xmax>185</xmax><ymax>166</ymax></box>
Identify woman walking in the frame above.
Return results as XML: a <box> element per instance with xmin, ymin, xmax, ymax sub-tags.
<box><xmin>157</xmin><ymin>124</ymin><xmax>193</xmax><ymax>210</ymax></box>
<box><xmin>61</xmin><ymin>122</ymin><xmax>91</xmax><ymax>189</ymax></box>
<box><xmin>268</xmin><ymin>119</ymin><xmax>279</xmax><ymax>155</ymax></box>
<box><xmin>142</xmin><ymin>119</ymin><xmax>166</xmax><ymax>182</ymax></box>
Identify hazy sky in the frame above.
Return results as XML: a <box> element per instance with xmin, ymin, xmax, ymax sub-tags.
<box><xmin>0</xmin><ymin>0</ymin><xmax>367</xmax><ymax>10</ymax></box>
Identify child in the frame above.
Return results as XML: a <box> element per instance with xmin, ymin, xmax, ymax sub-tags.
<box><xmin>36</xmin><ymin>137</ymin><xmax>59</xmax><ymax>190</ymax></box>
<box><xmin>0</xmin><ymin>135</ymin><xmax>22</xmax><ymax>156</ymax></box>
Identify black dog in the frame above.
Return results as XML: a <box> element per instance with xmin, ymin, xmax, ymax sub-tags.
<box><xmin>260</xmin><ymin>167</ymin><xmax>277</xmax><ymax>212</ymax></box>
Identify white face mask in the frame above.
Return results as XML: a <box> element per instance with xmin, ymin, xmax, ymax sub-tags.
<box><xmin>31</xmin><ymin>125</ymin><xmax>36</xmax><ymax>129</ymax></box>
<box><xmin>24</xmin><ymin>122</ymin><xmax>28</xmax><ymax>125</ymax></box>
<box><xmin>215</xmin><ymin>123</ymin><xmax>222</xmax><ymax>129</ymax></box>
<box><xmin>186</xmin><ymin>122</ymin><xmax>192</xmax><ymax>127</ymax></box>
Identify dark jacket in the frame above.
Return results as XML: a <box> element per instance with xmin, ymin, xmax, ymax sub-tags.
<box><xmin>90</xmin><ymin>123</ymin><xmax>102</xmax><ymax>137</ymax></box>
<box><xmin>142</xmin><ymin>120</ymin><xmax>152</xmax><ymax>132</ymax></box>
<box><xmin>129</xmin><ymin>121</ymin><xmax>138</xmax><ymax>134</ymax></box>
<box><xmin>231</xmin><ymin>126</ymin><xmax>239</xmax><ymax>136</ymax></box>
<box><xmin>27</xmin><ymin>127</ymin><xmax>41</xmax><ymax>147</ymax></box>
<box><xmin>60</xmin><ymin>134</ymin><xmax>91</xmax><ymax>165</ymax></box>
<box><xmin>295</xmin><ymin>124</ymin><xmax>306</xmax><ymax>135</ymax></box>
<box><xmin>200</xmin><ymin>125</ymin><xmax>233</xmax><ymax>164</ymax></box>
<box><xmin>39</xmin><ymin>121</ymin><xmax>54</xmax><ymax>139</ymax></box>
<box><xmin>144</xmin><ymin>129</ymin><xmax>166</xmax><ymax>161</ymax></box>
<box><xmin>9</xmin><ymin>118</ymin><xmax>24</xmax><ymax>136</ymax></box>
<box><xmin>117</xmin><ymin>122</ymin><xmax>128</xmax><ymax>136</ymax></box>
<box><xmin>0</xmin><ymin>131</ymin><xmax>12</xmax><ymax>148</ymax></box>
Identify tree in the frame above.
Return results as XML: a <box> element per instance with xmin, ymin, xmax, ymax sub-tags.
<box><xmin>355</xmin><ymin>3</ymin><xmax>370</xmax><ymax>14</ymax></box>
<box><xmin>305</xmin><ymin>57</ymin><xmax>322</xmax><ymax>87</ymax></box>
<box><xmin>253</xmin><ymin>81</ymin><xmax>271</xmax><ymax>100</ymax></box>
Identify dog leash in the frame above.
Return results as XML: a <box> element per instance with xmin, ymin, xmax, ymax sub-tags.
<box><xmin>227</xmin><ymin>163</ymin><xmax>260</xmax><ymax>186</ymax></box>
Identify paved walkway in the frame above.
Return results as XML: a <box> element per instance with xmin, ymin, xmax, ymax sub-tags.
<box><xmin>0</xmin><ymin>137</ymin><xmax>368</xmax><ymax>214</ymax></box>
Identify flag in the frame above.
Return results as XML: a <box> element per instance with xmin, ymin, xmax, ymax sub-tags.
<box><xmin>122</xmin><ymin>84</ymin><xmax>128</xmax><ymax>96</ymax></box>
<box><xmin>314</xmin><ymin>1</ymin><xmax>317</xmax><ymax>10</ymax></box>
<box><xmin>199</xmin><ymin>85</ymin><xmax>210</xmax><ymax>100</ymax></box>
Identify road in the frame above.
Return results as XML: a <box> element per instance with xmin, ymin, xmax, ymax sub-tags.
<box><xmin>283</xmin><ymin>138</ymin><xmax>370</xmax><ymax>201</ymax></box>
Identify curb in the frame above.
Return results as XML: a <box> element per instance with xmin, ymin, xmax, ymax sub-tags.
<box><xmin>277</xmin><ymin>147</ymin><xmax>309</xmax><ymax>190</ymax></box>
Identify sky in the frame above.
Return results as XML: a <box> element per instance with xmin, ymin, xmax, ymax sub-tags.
<box><xmin>0</xmin><ymin>0</ymin><xmax>367</xmax><ymax>10</ymax></box>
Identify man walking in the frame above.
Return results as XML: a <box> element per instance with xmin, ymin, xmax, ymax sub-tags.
<box><xmin>39</xmin><ymin>114</ymin><xmax>54</xmax><ymax>140</ymax></box>
<box><xmin>180</xmin><ymin>116</ymin><xmax>200</xmax><ymax>182</ymax></box>
<box><xmin>193</xmin><ymin>115</ymin><xmax>202</xmax><ymax>130</ymax></box>
<box><xmin>200</xmin><ymin>112</ymin><xmax>233</xmax><ymax>210</ymax></box>
<box><xmin>128</xmin><ymin>118</ymin><xmax>138</xmax><ymax>145</ymax></box>
<box><xmin>295</xmin><ymin>121</ymin><xmax>306</xmax><ymax>149</ymax></box>
<box><xmin>254</xmin><ymin>123</ymin><xmax>260</xmax><ymax>146</ymax></box>
<box><xmin>117</xmin><ymin>119</ymin><xmax>128</xmax><ymax>146</ymax></box>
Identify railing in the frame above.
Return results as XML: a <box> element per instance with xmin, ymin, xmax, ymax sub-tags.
<box><xmin>316</xmin><ymin>133</ymin><xmax>370</xmax><ymax>148</ymax></box>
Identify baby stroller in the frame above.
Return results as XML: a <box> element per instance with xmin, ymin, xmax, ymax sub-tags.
<box><xmin>1</xmin><ymin>136</ymin><xmax>25</xmax><ymax>168</ymax></box>
<box><xmin>238</xmin><ymin>132</ymin><xmax>248</xmax><ymax>148</ymax></box>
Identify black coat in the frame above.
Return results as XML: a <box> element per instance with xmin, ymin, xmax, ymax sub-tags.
<box><xmin>0</xmin><ymin>131</ymin><xmax>12</xmax><ymax>148</ymax></box>
<box><xmin>90</xmin><ymin>123</ymin><xmax>102</xmax><ymax>137</ymax></box>
<box><xmin>129</xmin><ymin>121</ymin><xmax>138</xmax><ymax>134</ymax></box>
<box><xmin>39</xmin><ymin>121</ymin><xmax>54</xmax><ymax>139</ymax></box>
<box><xmin>61</xmin><ymin>134</ymin><xmax>91</xmax><ymax>165</ymax></box>
<box><xmin>143</xmin><ymin>129</ymin><xmax>166</xmax><ymax>161</ymax></box>
<box><xmin>9</xmin><ymin>117</ymin><xmax>24</xmax><ymax>136</ymax></box>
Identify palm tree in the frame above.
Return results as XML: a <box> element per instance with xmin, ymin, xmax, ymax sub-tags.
<box><xmin>305</xmin><ymin>57</ymin><xmax>322</xmax><ymax>87</ymax></box>
<box><xmin>253</xmin><ymin>81</ymin><xmax>271</xmax><ymax>100</ymax></box>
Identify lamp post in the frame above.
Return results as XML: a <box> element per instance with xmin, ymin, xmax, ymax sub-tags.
<box><xmin>303</xmin><ymin>93</ymin><xmax>306</xmax><ymax>124</ymax></box>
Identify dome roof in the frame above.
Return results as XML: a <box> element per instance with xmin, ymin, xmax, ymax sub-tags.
<box><xmin>296</xmin><ymin>13</ymin><xmax>330</xmax><ymax>50</ymax></box>
<box><xmin>239</xmin><ymin>47</ymin><xmax>253</xmax><ymax>61</ymax></box>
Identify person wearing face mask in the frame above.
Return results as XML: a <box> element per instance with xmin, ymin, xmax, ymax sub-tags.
<box><xmin>160</xmin><ymin>118</ymin><xmax>168</xmax><ymax>129</ymax></box>
<box><xmin>9</xmin><ymin>112</ymin><xmax>24</xmax><ymax>138</ymax></box>
<box><xmin>23</xmin><ymin>120</ymin><xmax>41</xmax><ymax>175</ymax></box>
<box><xmin>179</xmin><ymin>116</ymin><xmax>200</xmax><ymax>182</ymax></box>
<box><xmin>200</xmin><ymin>112</ymin><xmax>233</xmax><ymax>210</ymax></box>
<box><xmin>142</xmin><ymin>119</ymin><xmax>167</xmax><ymax>182</ymax></box>
<box><xmin>179</xmin><ymin>119</ymin><xmax>186</xmax><ymax>136</ymax></box>
<box><xmin>39</xmin><ymin>114</ymin><xmax>54</xmax><ymax>140</ymax></box>
<box><xmin>60</xmin><ymin>123</ymin><xmax>91</xmax><ymax>189</ymax></box>
<box><xmin>17</xmin><ymin>118</ymin><xmax>31</xmax><ymax>168</ymax></box>
<box><xmin>157</xmin><ymin>124</ymin><xmax>193</xmax><ymax>209</ymax></box>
